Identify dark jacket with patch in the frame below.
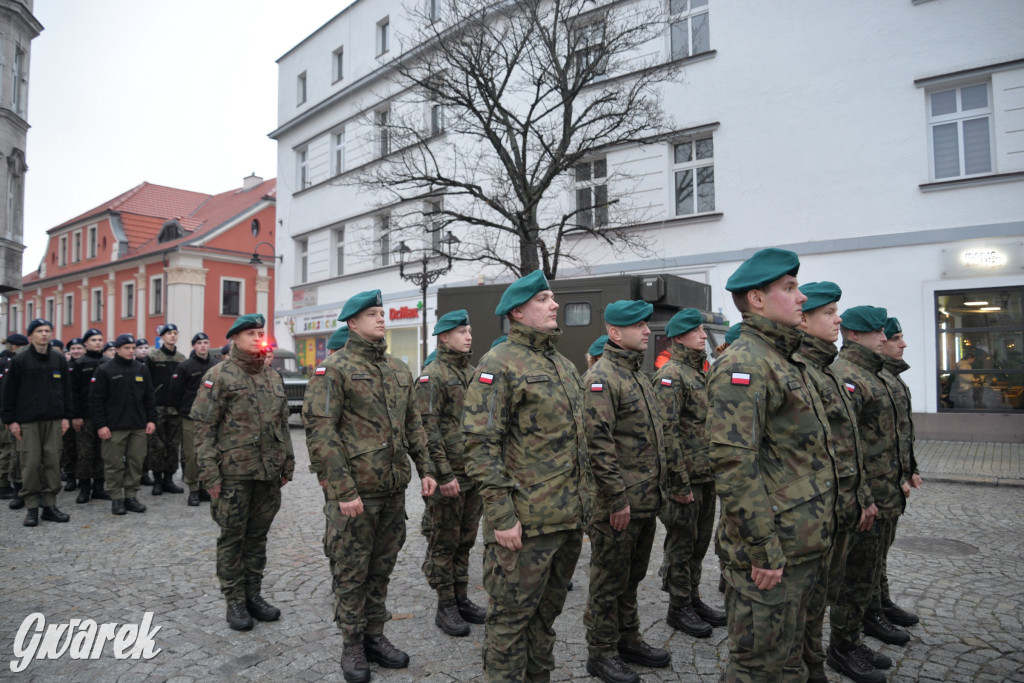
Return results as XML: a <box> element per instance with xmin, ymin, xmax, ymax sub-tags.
<box><xmin>88</xmin><ymin>355</ymin><xmax>157</xmax><ymax>431</ymax></box>
<box><xmin>1</xmin><ymin>346</ymin><xmax>72</xmax><ymax>425</ymax></box>
<box><xmin>168</xmin><ymin>351</ymin><xmax>214</xmax><ymax>417</ymax></box>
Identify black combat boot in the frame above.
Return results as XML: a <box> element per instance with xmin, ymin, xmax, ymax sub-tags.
<box><xmin>226</xmin><ymin>602</ymin><xmax>254</xmax><ymax>631</ymax></box>
<box><xmin>140</xmin><ymin>471</ymin><xmax>154</xmax><ymax>486</ymax></box>
<box><xmin>63</xmin><ymin>476</ymin><xmax>78</xmax><ymax>492</ymax></box>
<box><xmin>111</xmin><ymin>499</ymin><xmax>127</xmax><ymax>515</ymax></box>
<box><xmin>618</xmin><ymin>640</ymin><xmax>671</xmax><ymax>668</ymax></box>
<box><xmin>23</xmin><ymin>507</ymin><xmax>38</xmax><ymax>527</ymax></box>
<box><xmin>341</xmin><ymin>643</ymin><xmax>370</xmax><ymax>683</ymax></box>
<box><xmin>827</xmin><ymin>642</ymin><xmax>886</xmax><ymax>683</ymax></box>
<box><xmin>435</xmin><ymin>597</ymin><xmax>470</xmax><ymax>636</ymax></box>
<box><xmin>9</xmin><ymin>484</ymin><xmax>24</xmax><ymax>509</ymax></box>
<box><xmin>882</xmin><ymin>597</ymin><xmax>920</xmax><ymax>626</ymax></box>
<box><xmin>41</xmin><ymin>505</ymin><xmax>69</xmax><ymax>522</ymax></box>
<box><xmin>586</xmin><ymin>655</ymin><xmax>640</xmax><ymax>683</ymax></box>
<box><xmin>666</xmin><ymin>605</ymin><xmax>713</xmax><ymax>638</ymax></box>
<box><xmin>187</xmin><ymin>490</ymin><xmax>200</xmax><ymax>506</ymax></box>
<box><xmin>862</xmin><ymin>609</ymin><xmax>910</xmax><ymax>645</ymax></box>
<box><xmin>76</xmin><ymin>478</ymin><xmax>92</xmax><ymax>504</ymax></box>
<box><xmin>124</xmin><ymin>498</ymin><xmax>147</xmax><ymax>513</ymax></box>
<box><xmin>854</xmin><ymin>642</ymin><xmax>892</xmax><ymax>670</ymax></box>
<box><xmin>692</xmin><ymin>596</ymin><xmax>728</xmax><ymax>627</ymax></box>
<box><xmin>0</xmin><ymin>483</ymin><xmax>15</xmax><ymax>499</ymax></box>
<box><xmin>162</xmin><ymin>472</ymin><xmax>184</xmax><ymax>494</ymax></box>
<box><xmin>363</xmin><ymin>633</ymin><xmax>409</xmax><ymax>668</ymax></box>
<box><xmin>455</xmin><ymin>591</ymin><xmax>487</xmax><ymax>624</ymax></box>
<box><xmin>151</xmin><ymin>476</ymin><xmax>164</xmax><ymax>496</ymax></box>
<box><xmin>92</xmin><ymin>478</ymin><xmax>111</xmax><ymax>500</ymax></box>
<box><xmin>246</xmin><ymin>595</ymin><xmax>281</xmax><ymax>621</ymax></box>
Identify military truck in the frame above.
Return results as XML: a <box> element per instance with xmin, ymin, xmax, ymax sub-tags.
<box><xmin>437</xmin><ymin>273</ymin><xmax>729</xmax><ymax>374</ymax></box>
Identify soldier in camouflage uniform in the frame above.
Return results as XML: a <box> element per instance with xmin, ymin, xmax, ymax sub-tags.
<box><xmin>169</xmin><ymin>332</ymin><xmax>215</xmax><ymax>506</ymax></box>
<box><xmin>462</xmin><ymin>270</ymin><xmax>593</xmax><ymax>683</ymax></box>
<box><xmin>876</xmin><ymin>317</ymin><xmax>922</xmax><ymax>629</ymax></box>
<box><xmin>415</xmin><ymin>309</ymin><xmax>488</xmax><ymax>638</ymax></box>
<box><xmin>146</xmin><ymin>324</ymin><xmax>186</xmax><ymax>495</ymax></box>
<box><xmin>582</xmin><ymin>300</ymin><xmax>671</xmax><ymax>683</ymax></box>
<box><xmin>830</xmin><ymin>306</ymin><xmax>912</xmax><ymax>670</ymax></box>
<box><xmin>192</xmin><ymin>314</ymin><xmax>295</xmax><ymax>632</ymax></box>
<box><xmin>70</xmin><ymin>329</ymin><xmax>110</xmax><ymax>504</ymax></box>
<box><xmin>707</xmin><ymin>249</ymin><xmax>838</xmax><ymax>682</ymax></box>
<box><xmin>652</xmin><ymin>308</ymin><xmax>727</xmax><ymax>640</ymax></box>
<box><xmin>303</xmin><ymin>290</ymin><xmax>437</xmax><ymax>683</ymax></box>
<box><xmin>792</xmin><ymin>285</ymin><xmax>884</xmax><ymax>683</ymax></box>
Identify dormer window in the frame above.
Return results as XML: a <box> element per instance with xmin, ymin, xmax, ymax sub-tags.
<box><xmin>158</xmin><ymin>219</ymin><xmax>185</xmax><ymax>243</ymax></box>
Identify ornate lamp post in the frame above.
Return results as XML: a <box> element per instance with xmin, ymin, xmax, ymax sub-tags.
<box><xmin>394</xmin><ymin>231</ymin><xmax>460</xmax><ymax>363</ymax></box>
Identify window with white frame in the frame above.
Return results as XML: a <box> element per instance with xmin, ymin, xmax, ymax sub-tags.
<box><xmin>64</xmin><ymin>294</ymin><xmax>74</xmax><ymax>326</ymax></box>
<box><xmin>12</xmin><ymin>47</ymin><xmax>25</xmax><ymax>115</ymax></box>
<box><xmin>673</xmin><ymin>135</ymin><xmax>715</xmax><ymax>216</ymax></box>
<box><xmin>379</xmin><ymin>213</ymin><xmax>391</xmax><ymax>267</ymax></box>
<box><xmin>221</xmin><ymin>278</ymin><xmax>243</xmax><ymax>316</ymax></box>
<box><xmin>297</xmin><ymin>71</ymin><xmax>307</xmax><ymax>105</ymax></box>
<box><xmin>574</xmin><ymin>158</ymin><xmax>608</xmax><ymax>229</ymax></box>
<box><xmin>333</xmin><ymin>46</ymin><xmax>344</xmax><ymax>83</ymax></box>
<box><xmin>297</xmin><ymin>148</ymin><xmax>310</xmax><ymax>189</ymax></box>
<box><xmin>429</xmin><ymin>104</ymin><xmax>444</xmax><ymax>135</ymax></box>
<box><xmin>298</xmin><ymin>239</ymin><xmax>308</xmax><ymax>283</ymax></box>
<box><xmin>151</xmin><ymin>276</ymin><xmax>163</xmax><ymax>315</ymax></box>
<box><xmin>377</xmin><ymin>18</ymin><xmax>390</xmax><ymax>55</ymax></box>
<box><xmin>427</xmin><ymin>0</ymin><xmax>440</xmax><ymax>22</ymax></box>
<box><xmin>73</xmin><ymin>231</ymin><xmax>82</xmax><ymax>262</ymax></box>
<box><xmin>26</xmin><ymin>300</ymin><xmax>33</xmax><ymax>322</ymax></box>
<box><xmin>45</xmin><ymin>297</ymin><xmax>54</xmax><ymax>323</ymax></box>
<box><xmin>669</xmin><ymin>0</ymin><xmax>710</xmax><ymax>61</ymax></box>
<box><xmin>333</xmin><ymin>226</ymin><xmax>346</xmax><ymax>276</ymax></box>
<box><xmin>425</xmin><ymin>199</ymin><xmax>443</xmax><ymax>251</ymax></box>
<box><xmin>377</xmin><ymin>108</ymin><xmax>391</xmax><ymax>157</ymax></box>
<box><xmin>88</xmin><ymin>225</ymin><xmax>97</xmax><ymax>258</ymax></box>
<box><xmin>574</xmin><ymin>21</ymin><xmax>607</xmax><ymax>79</ymax></box>
<box><xmin>9</xmin><ymin>305</ymin><xmax>17</xmax><ymax>334</ymax></box>
<box><xmin>332</xmin><ymin>128</ymin><xmax>346</xmax><ymax>175</ymax></box>
<box><xmin>122</xmin><ymin>282</ymin><xmax>135</xmax><ymax>318</ymax></box>
<box><xmin>59</xmin><ymin>235</ymin><xmax>67</xmax><ymax>266</ymax></box>
<box><xmin>92</xmin><ymin>288</ymin><xmax>103</xmax><ymax>322</ymax></box>
<box><xmin>928</xmin><ymin>82</ymin><xmax>993</xmax><ymax>180</ymax></box>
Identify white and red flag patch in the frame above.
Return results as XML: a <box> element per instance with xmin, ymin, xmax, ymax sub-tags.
<box><xmin>203</xmin><ymin>379</ymin><xmax>214</xmax><ymax>388</ymax></box>
<box><xmin>845</xmin><ymin>382</ymin><xmax>855</xmax><ymax>392</ymax></box>
<box><xmin>314</xmin><ymin>367</ymin><xmax>327</xmax><ymax>376</ymax></box>
<box><xmin>660</xmin><ymin>378</ymin><xmax>673</xmax><ymax>386</ymax></box>
<box><xmin>479</xmin><ymin>372</ymin><xmax>494</xmax><ymax>384</ymax></box>
<box><xmin>90</xmin><ymin>377</ymin><xmax>97</xmax><ymax>383</ymax></box>
<box><xmin>590</xmin><ymin>383</ymin><xmax>604</xmax><ymax>392</ymax></box>
<box><xmin>731</xmin><ymin>372</ymin><xmax>751</xmax><ymax>386</ymax></box>
<box><xmin>418</xmin><ymin>375</ymin><xmax>429</xmax><ymax>383</ymax></box>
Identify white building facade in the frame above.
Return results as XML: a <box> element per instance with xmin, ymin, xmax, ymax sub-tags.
<box><xmin>272</xmin><ymin>0</ymin><xmax>1024</xmax><ymax>439</ymax></box>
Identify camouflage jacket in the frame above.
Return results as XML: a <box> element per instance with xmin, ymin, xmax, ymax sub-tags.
<box><xmin>583</xmin><ymin>343</ymin><xmax>665</xmax><ymax>521</ymax></box>
<box><xmin>462</xmin><ymin>321</ymin><xmax>593</xmax><ymax>542</ymax></box>
<box><xmin>302</xmin><ymin>332</ymin><xmax>432</xmax><ymax>502</ymax></box>
<box><xmin>882</xmin><ymin>357</ymin><xmax>919</xmax><ymax>483</ymax></box>
<box><xmin>832</xmin><ymin>343</ymin><xmax>903</xmax><ymax>519</ymax></box>
<box><xmin>190</xmin><ymin>345</ymin><xmax>295</xmax><ymax>487</ymax></box>
<box><xmin>415</xmin><ymin>342</ymin><xmax>474</xmax><ymax>486</ymax></box>
<box><xmin>706</xmin><ymin>314</ymin><xmax>837</xmax><ymax>571</ymax></box>
<box><xmin>794</xmin><ymin>333</ymin><xmax>873</xmax><ymax>530</ymax></box>
<box><xmin>652</xmin><ymin>344</ymin><xmax>712</xmax><ymax>496</ymax></box>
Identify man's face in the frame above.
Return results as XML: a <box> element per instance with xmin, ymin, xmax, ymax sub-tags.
<box><xmin>613</xmin><ymin>321</ymin><xmax>650</xmax><ymax>352</ymax></box>
<box><xmin>854</xmin><ymin>329</ymin><xmax>887</xmax><ymax>353</ymax></box>
<box><xmin>347</xmin><ymin>307</ymin><xmax>386</xmax><ymax>342</ymax></box>
<box><xmin>800</xmin><ymin>303</ymin><xmax>841</xmax><ymax>344</ymax></box>
<box><xmin>755</xmin><ymin>275</ymin><xmax>806</xmax><ymax>327</ymax></box>
<box><xmin>440</xmin><ymin>325</ymin><xmax>472</xmax><ymax>354</ymax></box>
<box><xmin>512</xmin><ymin>290</ymin><xmax>558</xmax><ymax>332</ymax></box>
<box><xmin>103</xmin><ymin>346</ymin><xmax>116</xmax><ymax>358</ymax></box>
<box><xmin>263</xmin><ymin>347</ymin><xmax>274</xmax><ymax>366</ymax></box>
<box><xmin>233</xmin><ymin>328</ymin><xmax>265</xmax><ymax>355</ymax></box>
<box><xmin>162</xmin><ymin>330</ymin><xmax>178</xmax><ymax>347</ymax></box>
<box><xmin>134</xmin><ymin>344</ymin><xmax>149</xmax><ymax>358</ymax></box>
<box><xmin>29</xmin><ymin>326</ymin><xmax>52</xmax><ymax>347</ymax></box>
<box><xmin>116</xmin><ymin>344</ymin><xmax>135</xmax><ymax>361</ymax></box>
<box><xmin>69</xmin><ymin>344</ymin><xmax>85</xmax><ymax>359</ymax></box>
<box><xmin>881</xmin><ymin>332</ymin><xmax>907</xmax><ymax>360</ymax></box>
<box><xmin>84</xmin><ymin>335</ymin><xmax>104</xmax><ymax>352</ymax></box>
<box><xmin>194</xmin><ymin>339</ymin><xmax>210</xmax><ymax>358</ymax></box>
<box><xmin>676</xmin><ymin>324</ymin><xmax>707</xmax><ymax>351</ymax></box>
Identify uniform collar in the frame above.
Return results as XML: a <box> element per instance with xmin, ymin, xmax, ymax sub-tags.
<box><xmin>230</xmin><ymin>343</ymin><xmax>264</xmax><ymax>375</ymax></box>
<box><xmin>840</xmin><ymin>340</ymin><xmax>885</xmax><ymax>372</ymax></box>
<box><xmin>798</xmin><ymin>332</ymin><xmax>838</xmax><ymax>368</ymax></box>
<box><xmin>882</xmin><ymin>355</ymin><xmax>910</xmax><ymax>375</ymax></box>
<box><xmin>113</xmin><ymin>354</ymin><xmax>135</xmax><ymax>367</ymax></box>
<box><xmin>603</xmin><ymin>343</ymin><xmax>644</xmax><ymax>372</ymax></box>
<box><xmin>437</xmin><ymin>341</ymin><xmax>471</xmax><ymax>368</ymax></box>
<box><xmin>346</xmin><ymin>330</ymin><xmax>388</xmax><ymax>362</ymax></box>
<box><xmin>507</xmin><ymin>320</ymin><xmax>562</xmax><ymax>353</ymax></box>
<box><xmin>742</xmin><ymin>313</ymin><xmax>803</xmax><ymax>357</ymax></box>
<box><xmin>670</xmin><ymin>343</ymin><xmax>706</xmax><ymax>370</ymax></box>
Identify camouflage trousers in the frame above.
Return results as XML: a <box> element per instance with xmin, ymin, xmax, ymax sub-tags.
<box><xmin>16</xmin><ymin>421</ymin><xmax>63</xmax><ymax>508</ymax></box>
<box><xmin>871</xmin><ymin>516</ymin><xmax>900</xmax><ymax>610</ymax></box>
<box><xmin>75</xmin><ymin>420</ymin><xmax>104</xmax><ymax>480</ymax></box>
<box><xmin>802</xmin><ymin>529</ymin><xmax>851</xmax><ymax>679</ymax></box>
<box><xmin>422</xmin><ymin>478</ymin><xmax>483</xmax><ymax>599</ymax></box>
<box><xmin>722</xmin><ymin>557</ymin><xmax>821</xmax><ymax>682</ymax></box>
<box><xmin>60</xmin><ymin>426</ymin><xmax>77</xmax><ymax>477</ymax></box>
<box><xmin>0</xmin><ymin>425</ymin><xmax>13</xmax><ymax>486</ymax></box>
<box><xmin>323</xmin><ymin>493</ymin><xmax>406</xmax><ymax>644</ymax></box>
<box><xmin>482</xmin><ymin>529</ymin><xmax>582</xmax><ymax>682</ymax></box>
<box><xmin>180</xmin><ymin>418</ymin><xmax>200</xmax><ymax>490</ymax></box>
<box><xmin>100</xmin><ymin>429</ymin><xmax>147</xmax><ymax>500</ymax></box>
<box><xmin>210</xmin><ymin>478</ymin><xmax>282</xmax><ymax>603</ymax></box>
<box><xmin>149</xmin><ymin>406</ymin><xmax>181</xmax><ymax>474</ymax></box>
<box><xmin>659</xmin><ymin>480</ymin><xmax>717</xmax><ymax>607</ymax></box>
<box><xmin>830</xmin><ymin>518</ymin><xmax>885</xmax><ymax>648</ymax></box>
<box><xmin>585</xmin><ymin>516</ymin><xmax>657</xmax><ymax>659</ymax></box>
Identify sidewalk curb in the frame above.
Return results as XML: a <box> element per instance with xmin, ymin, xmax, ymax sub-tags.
<box><xmin>919</xmin><ymin>473</ymin><xmax>1024</xmax><ymax>488</ymax></box>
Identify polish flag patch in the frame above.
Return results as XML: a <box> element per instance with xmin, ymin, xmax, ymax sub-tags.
<box><xmin>314</xmin><ymin>367</ymin><xmax>327</xmax><ymax>376</ymax></box>
<box><xmin>479</xmin><ymin>372</ymin><xmax>494</xmax><ymax>384</ymax></box>
<box><xmin>731</xmin><ymin>372</ymin><xmax>751</xmax><ymax>386</ymax></box>
<box><xmin>203</xmin><ymin>380</ymin><xmax>214</xmax><ymax>388</ymax></box>
<box><xmin>660</xmin><ymin>378</ymin><xmax>673</xmax><ymax>386</ymax></box>
<box><xmin>90</xmin><ymin>377</ymin><xmax>97</xmax><ymax>383</ymax></box>
<box><xmin>845</xmin><ymin>382</ymin><xmax>855</xmax><ymax>392</ymax></box>
<box><xmin>418</xmin><ymin>375</ymin><xmax>429</xmax><ymax>383</ymax></box>
<box><xmin>590</xmin><ymin>383</ymin><xmax>604</xmax><ymax>392</ymax></box>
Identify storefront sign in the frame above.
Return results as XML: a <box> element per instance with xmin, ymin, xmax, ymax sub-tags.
<box><xmin>942</xmin><ymin>240</ymin><xmax>1021</xmax><ymax>279</ymax></box>
<box><xmin>390</xmin><ymin>306</ymin><xmax>420</xmax><ymax>320</ymax></box>
<box><xmin>961</xmin><ymin>249</ymin><xmax>1007</xmax><ymax>269</ymax></box>
<box><xmin>295</xmin><ymin>310</ymin><xmax>341</xmax><ymax>334</ymax></box>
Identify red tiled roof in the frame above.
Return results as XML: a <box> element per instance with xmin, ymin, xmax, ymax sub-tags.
<box><xmin>50</xmin><ymin>182</ymin><xmax>212</xmax><ymax>233</ymax></box>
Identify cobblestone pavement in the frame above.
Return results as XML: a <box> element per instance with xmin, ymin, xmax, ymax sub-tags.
<box><xmin>1</xmin><ymin>430</ymin><xmax>1022</xmax><ymax>682</ymax></box>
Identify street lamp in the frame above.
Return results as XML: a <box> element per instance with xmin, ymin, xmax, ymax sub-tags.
<box><xmin>394</xmin><ymin>230</ymin><xmax>460</xmax><ymax>363</ymax></box>
<box><xmin>249</xmin><ymin>241</ymin><xmax>283</xmax><ymax>265</ymax></box>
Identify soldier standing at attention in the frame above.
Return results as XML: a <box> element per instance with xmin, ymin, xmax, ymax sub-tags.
<box><xmin>707</xmin><ymin>249</ymin><xmax>837</xmax><ymax>681</ymax></box>
<box><xmin>303</xmin><ymin>290</ymin><xmax>437</xmax><ymax>683</ymax></box>
<box><xmin>582</xmin><ymin>300</ymin><xmax>671</xmax><ymax>683</ymax></box>
<box><xmin>793</xmin><ymin>285</ymin><xmax>883</xmax><ymax>683</ymax></box>
<box><xmin>70</xmin><ymin>328</ymin><xmax>110</xmax><ymax>504</ymax></box>
<box><xmin>416</xmin><ymin>309</ymin><xmax>488</xmax><ymax>637</ymax></box>
<box><xmin>876</xmin><ymin>317</ymin><xmax>922</xmax><ymax>628</ymax></box>
<box><xmin>169</xmin><ymin>332</ymin><xmax>215</xmax><ymax>506</ymax></box>
<box><xmin>830</xmin><ymin>306</ymin><xmax>912</xmax><ymax>671</ymax></box>
<box><xmin>462</xmin><ymin>270</ymin><xmax>593</xmax><ymax>683</ymax></box>
<box><xmin>0</xmin><ymin>319</ymin><xmax>73</xmax><ymax>527</ymax></box>
<box><xmin>0</xmin><ymin>333</ymin><xmax>28</xmax><ymax>503</ymax></box>
<box><xmin>652</xmin><ymin>308</ymin><xmax>727</xmax><ymax>640</ymax></box>
<box><xmin>146</xmin><ymin>323</ymin><xmax>186</xmax><ymax>495</ymax></box>
<box><xmin>89</xmin><ymin>334</ymin><xmax>156</xmax><ymax>515</ymax></box>
<box><xmin>192</xmin><ymin>314</ymin><xmax>294</xmax><ymax>632</ymax></box>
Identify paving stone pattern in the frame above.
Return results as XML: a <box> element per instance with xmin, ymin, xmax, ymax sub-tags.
<box><xmin>1</xmin><ymin>430</ymin><xmax>1021</xmax><ymax>681</ymax></box>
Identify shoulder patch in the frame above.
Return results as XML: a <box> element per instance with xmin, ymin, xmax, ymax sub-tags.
<box><xmin>314</xmin><ymin>367</ymin><xmax>327</xmax><ymax>375</ymax></box>
<box><xmin>731</xmin><ymin>372</ymin><xmax>751</xmax><ymax>386</ymax></box>
<box><xmin>135</xmin><ymin>376</ymin><xmax>144</xmax><ymax>382</ymax></box>
<box><xmin>845</xmin><ymin>382</ymin><xmax>855</xmax><ymax>392</ymax></box>
<box><xmin>418</xmin><ymin>375</ymin><xmax>429</xmax><ymax>383</ymax></box>
<box><xmin>203</xmin><ymin>379</ymin><xmax>214</xmax><ymax>388</ymax></box>
<box><xmin>478</xmin><ymin>372</ymin><xmax>494</xmax><ymax>384</ymax></box>
<box><xmin>172</xmin><ymin>373</ymin><xmax>178</xmax><ymax>379</ymax></box>
<box><xmin>590</xmin><ymin>382</ymin><xmax>604</xmax><ymax>392</ymax></box>
<box><xmin>660</xmin><ymin>378</ymin><xmax>672</xmax><ymax>386</ymax></box>
<box><xmin>90</xmin><ymin>377</ymin><xmax>96</xmax><ymax>383</ymax></box>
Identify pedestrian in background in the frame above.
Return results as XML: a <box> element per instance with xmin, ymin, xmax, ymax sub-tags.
<box><xmin>146</xmin><ymin>324</ymin><xmax>186</xmax><ymax>495</ymax></box>
<box><xmin>0</xmin><ymin>333</ymin><xmax>29</xmax><ymax>504</ymax></box>
<box><xmin>69</xmin><ymin>328</ymin><xmax>110</xmax><ymax>504</ymax></box>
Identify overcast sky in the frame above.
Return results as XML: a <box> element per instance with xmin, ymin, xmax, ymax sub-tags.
<box><xmin>21</xmin><ymin>0</ymin><xmax>355</xmax><ymax>274</ymax></box>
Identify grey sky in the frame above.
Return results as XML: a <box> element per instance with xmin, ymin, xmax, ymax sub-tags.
<box><xmin>21</xmin><ymin>0</ymin><xmax>353</xmax><ymax>274</ymax></box>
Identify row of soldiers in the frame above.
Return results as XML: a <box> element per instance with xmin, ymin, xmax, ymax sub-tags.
<box><xmin>0</xmin><ymin>320</ymin><xmax>230</xmax><ymax>521</ymax></box>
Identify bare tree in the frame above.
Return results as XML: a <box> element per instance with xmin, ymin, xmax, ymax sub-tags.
<box><xmin>356</xmin><ymin>0</ymin><xmax>676</xmax><ymax>279</ymax></box>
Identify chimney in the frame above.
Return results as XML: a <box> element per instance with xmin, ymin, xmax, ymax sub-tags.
<box><xmin>242</xmin><ymin>173</ymin><xmax>263</xmax><ymax>191</ymax></box>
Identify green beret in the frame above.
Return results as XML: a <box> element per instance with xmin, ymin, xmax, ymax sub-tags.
<box><xmin>327</xmin><ymin>326</ymin><xmax>349</xmax><ymax>350</ymax></box>
<box><xmin>494</xmin><ymin>270</ymin><xmax>550</xmax><ymax>316</ymax></box>
<box><xmin>800</xmin><ymin>281</ymin><xmax>842</xmax><ymax>312</ymax></box>
<box><xmin>226</xmin><ymin>313</ymin><xmax>265</xmax><ymax>339</ymax></box>
<box><xmin>666</xmin><ymin>308</ymin><xmax>703</xmax><ymax>338</ymax></box>
<box><xmin>884</xmin><ymin>317</ymin><xmax>902</xmax><ymax>339</ymax></box>
<box><xmin>490</xmin><ymin>335</ymin><xmax>507</xmax><ymax>349</ymax></box>
<box><xmin>423</xmin><ymin>350</ymin><xmax>437</xmax><ymax>367</ymax></box>
<box><xmin>725</xmin><ymin>248</ymin><xmax>800</xmax><ymax>293</ymax></box>
<box><xmin>338</xmin><ymin>290</ymin><xmax>384</xmax><ymax>321</ymax></box>
<box><xmin>587</xmin><ymin>335</ymin><xmax>609</xmax><ymax>358</ymax></box>
<box><xmin>604</xmin><ymin>300</ymin><xmax>654</xmax><ymax>326</ymax></box>
<box><xmin>725</xmin><ymin>323</ymin><xmax>741</xmax><ymax>345</ymax></box>
<box><xmin>840</xmin><ymin>305</ymin><xmax>888</xmax><ymax>332</ymax></box>
<box><xmin>433</xmin><ymin>309</ymin><xmax>470</xmax><ymax>336</ymax></box>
